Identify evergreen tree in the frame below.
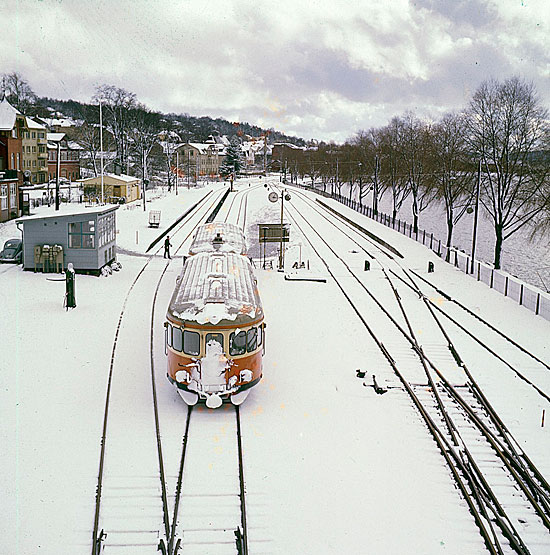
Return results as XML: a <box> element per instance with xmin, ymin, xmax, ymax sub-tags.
<box><xmin>220</xmin><ymin>136</ymin><xmax>244</xmax><ymax>177</ymax></box>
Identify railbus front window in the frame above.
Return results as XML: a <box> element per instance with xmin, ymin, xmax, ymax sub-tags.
<box><xmin>246</xmin><ymin>327</ymin><xmax>258</xmax><ymax>352</ymax></box>
<box><xmin>183</xmin><ymin>330</ymin><xmax>200</xmax><ymax>356</ymax></box>
<box><xmin>230</xmin><ymin>330</ymin><xmax>247</xmax><ymax>356</ymax></box>
<box><xmin>206</xmin><ymin>333</ymin><xmax>224</xmax><ymax>350</ymax></box>
<box><xmin>172</xmin><ymin>327</ymin><xmax>183</xmax><ymax>352</ymax></box>
<box><xmin>166</xmin><ymin>324</ymin><xmax>173</xmax><ymax>348</ymax></box>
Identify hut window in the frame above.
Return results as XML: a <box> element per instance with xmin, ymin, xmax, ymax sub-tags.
<box><xmin>68</xmin><ymin>220</ymin><xmax>96</xmax><ymax>249</ymax></box>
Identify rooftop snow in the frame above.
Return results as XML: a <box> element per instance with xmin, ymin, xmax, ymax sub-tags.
<box><xmin>25</xmin><ymin>117</ymin><xmax>46</xmax><ymax>130</ymax></box>
<box><xmin>168</xmin><ymin>252</ymin><xmax>262</xmax><ymax>325</ymax></box>
<box><xmin>189</xmin><ymin>222</ymin><xmax>247</xmax><ymax>255</ymax></box>
<box><xmin>16</xmin><ymin>204</ymin><xmax>118</xmax><ymax>223</ymax></box>
<box><xmin>0</xmin><ymin>98</ymin><xmax>20</xmax><ymax>130</ymax></box>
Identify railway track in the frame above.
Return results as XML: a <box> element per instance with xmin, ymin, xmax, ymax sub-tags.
<box><xmin>289</xmin><ymin>187</ymin><xmax>550</xmax><ymax>403</ymax></box>
<box><xmin>284</xmin><ymin>190</ymin><xmax>550</xmax><ymax>554</ymax></box>
<box><xmin>91</xmin><ymin>188</ymin><xmax>228</xmax><ymax>554</ymax></box>
<box><xmin>156</xmin><ymin>405</ymin><xmax>249</xmax><ymax>555</ymax></box>
<box><xmin>92</xmin><ymin>185</ymin><xmax>262</xmax><ymax>554</ymax></box>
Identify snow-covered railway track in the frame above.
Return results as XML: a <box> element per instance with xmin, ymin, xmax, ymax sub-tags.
<box><xmin>285</xmin><ymin>194</ymin><xmax>550</xmax><ymax>554</ymax></box>
<box><xmin>291</xmin><ymin>186</ymin><xmax>550</xmax><ymax>402</ymax></box>
<box><xmin>393</xmin><ymin>269</ymin><xmax>550</xmax><ymax>402</ymax></box>
<box><xmin>91</xmin><ymin>191</ymin><xmax>228</xmax><ymax>554</ymax></box>
<box><xmin>159</xmin><ymin>404</ymin><xmax>249</xmax><ymax>555</ymax></box>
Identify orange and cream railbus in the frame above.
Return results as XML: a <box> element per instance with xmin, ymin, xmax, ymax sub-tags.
<box><xmin>165</xmin><ymin>223</ymin><xmax>265</xmax><ymax>408</ymax></box>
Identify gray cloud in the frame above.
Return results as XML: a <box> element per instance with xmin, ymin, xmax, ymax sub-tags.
<box><xmin>1</xmin><ymin>0</ymin><xmax>548</xmax><ymax>142</ymax></box>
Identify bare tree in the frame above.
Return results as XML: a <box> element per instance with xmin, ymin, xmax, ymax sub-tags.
<box><xmin>379</xmin><ymin>118</ymin><xmax>410</xmax><ymax>222</ymax></box>
<box><xmin>93</xmin><ymin>85</ymin><xmax>137</xmax><ymax>171</ymax></box>
<box><xmin>431</xmin><ymin>112</ymin><xmax>477</xmax><ymax>254</ymax></box>
<box><xmin>352</xmin><ymin>129</ymin><xmax>387</xmax><ymax>212</ymax></box>
<box><xmin>467</xmin><ymin>77</ymin><xmax>550</xmax><ymax>269</ymax></box>
<box><xmin>398</xmin><ymin>112</ymin><xmax>437</xmax><ymax>233</ymax></box>
<box><xmin>129</xmin><ymin>106</ymin><xmax>162</xmax><ymax>209</ymax></box>
<box><xmin>1</xmin><ymin>72</ymin><xmax>37</xmax><ymax>114</ymax></box>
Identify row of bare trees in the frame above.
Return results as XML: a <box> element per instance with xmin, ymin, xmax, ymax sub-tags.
<box><xmin>280</xmin><ymin>77</ymin><xmax>549</xmax><ymax>269</ymax></box>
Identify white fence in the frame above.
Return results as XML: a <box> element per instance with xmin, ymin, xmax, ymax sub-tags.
<box><xmin>294</xmin><ymin>183</ymin><xmax>550</xmax><ymax>322</ymax></box>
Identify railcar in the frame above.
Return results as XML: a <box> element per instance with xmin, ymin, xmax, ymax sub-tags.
<box><xmin>188</xmin><ymin>222</ymin><xmax>247</xmax><ymax>255</ymax></box>
<box><xmin>165</xmin><ymin>226</ymin><xmax>264</xmax><ymax>408</ymax></box>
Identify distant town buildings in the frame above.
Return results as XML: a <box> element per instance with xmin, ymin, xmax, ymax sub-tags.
<box><xmin>0</xmin><ymin>98</ymin><xmax>24</xmax><ymax>221</ymax></box>
<box><xmin>47</xmin><ymin>132</ymin><xmax>82</xmax><ymax>183</ymax></box>
<box><xmin>0</xmin><ymin>96</ymin><xmax>299</xmax><ymax>222</ymax></box>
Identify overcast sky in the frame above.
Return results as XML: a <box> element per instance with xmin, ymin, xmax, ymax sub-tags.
<box><xmin>1</xmin><ymin>0</ymin><xmax>548</xmax><ymax>142</ymax></box>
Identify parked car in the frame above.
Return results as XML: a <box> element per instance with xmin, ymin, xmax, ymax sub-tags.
<box><xmin>0</xmin><ymin>238</ymin><xmax>23</xmax><ymax>264</ymax></box>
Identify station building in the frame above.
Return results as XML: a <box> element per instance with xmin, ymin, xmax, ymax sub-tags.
<box><xmin>78</xmin><ymin>173</ymin><xmax>140</xmax><ymax>204</ymax></box>
<box><xmin>16</xmin><ymin>205</ymin><xmax>118</xmax><ymax>274</ymax></box>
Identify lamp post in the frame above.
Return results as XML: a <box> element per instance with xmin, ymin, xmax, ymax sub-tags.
<box><xmin>278</xmin><ymin>190</ymin><xmax>291</xmax><ymax>270</ymax></box>
<box><xmin>268</xmin><ymin>189</ymin><xmax>291</xmax><ymax>270</ymax></box>
<box><xmin>175</xmin><ymin>150</ymin><xmax>178</xmax><ymax>195</ymax></box>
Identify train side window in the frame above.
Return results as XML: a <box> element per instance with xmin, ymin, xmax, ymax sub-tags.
<box><xmin>206</xmin><ymin>333</ymin><xmax>224</xmax><ymax>349</ymax></box>
<box><xmin>183</xmin><ymin>330</ymin><xmax>200</xmax><ymax>356</ymax></box>
<box><xmin>247</xmin><ymin>327</ymin><xmax>258</xmax><ymax>352</ymax></box>
<box><xmin>230</xmin><ymin>330</ymin><xmax>246</xmax><ymax>356</ymax></box>
<box><xmin>167</xmin><ymin>324</ymin><xmax>173</xmax><ymax>348</ymax></box>
<box><xmin>172</xmin><ymin>327</ymin><xmax>183</xmax><ymax>352</ymax></box>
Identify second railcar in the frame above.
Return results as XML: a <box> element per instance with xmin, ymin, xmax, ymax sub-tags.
<box><xmin>188</xmin><ymin>222</ymin><xmax>247</xmax><ymax>255</ymax></box>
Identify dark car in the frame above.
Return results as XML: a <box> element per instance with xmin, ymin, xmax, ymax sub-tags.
<box><xmin>0</xmin><ymin>238</ymin><xmax>23</xmax><ymax>264</ymax></box>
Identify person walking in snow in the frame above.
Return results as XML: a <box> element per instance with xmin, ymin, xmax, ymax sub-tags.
<box><xmin>164</xmin><ymin>235</ymin><xmax>172</xmax><ymax>259</ymax></box>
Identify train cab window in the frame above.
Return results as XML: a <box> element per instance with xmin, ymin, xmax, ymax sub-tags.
<box><xmin>246</xmin><ymin>327</ymin><xmax>258</xmax><ymax>352</ymax></box>
<box><xmin>166</xmin><ymin>324</ymin><xmax>173</xmax><ymax>348</ymax></box>
<box><xmin>230</xmin><ymin>330</ymin><xmax>247</xmax><ymax>356</ymax></box>
<box><xmin>172</xmin><ymin>327</ymin><xmax>183</xmax><ymax>352</ymax></box>
<box><xmin>183</xmin><ymin>330</ymin><xmax>200</xmax><ymax>356</ymax></box>
<box><xmin>206</xmin><ymin>333</ymin><xmax>224</xmax><ymax>350</ymax></box>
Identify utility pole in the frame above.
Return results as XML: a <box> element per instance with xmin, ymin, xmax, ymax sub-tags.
<box><xmin>55</xmin><ymin>141</ymin><xmax>60</xmax><ymax>210</ymax></box>
<box><xmin>99</xmin><ymin>100</ymin><xmax>104</xmax><ymax>204</ymax></box>
<box><xmin>187</xmin><ymin>149</ymin><xmax>190</xmax><ymax>189</ymax></box>
<box><xmin>142</xmin><ymin>151</ymin><xmax>147</xmax><ymax>211</ymax></box>
<box><xmin>373</xmin><ymin>155</ymin><xmax>379</xmax><ymax>215</ymax></box>
<box><xmin>470</xmin><ymin>159</ymin><xmax>481</xmax><ymax>274</ymax></box>
<box><xmin>176</xmin><ymin>150</ymin><xmax>179</xmax><ymax>195</ymax></box>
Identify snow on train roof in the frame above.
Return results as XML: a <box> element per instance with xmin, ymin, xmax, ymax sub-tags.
<box><xmin>188</xmin><ymin>222</ymin><xmax>247</xmax><ymax>255</ymax></box>
<box><xmin>168</xmin><ymin>252</ymin><xmax>262</xmax><ymax>325</ymax></box>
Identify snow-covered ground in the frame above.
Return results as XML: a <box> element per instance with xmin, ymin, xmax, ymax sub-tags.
<box><xmin>1</xmin><ymin>176</ymin><xmax>549</xmax><ymax>554</ymax></box>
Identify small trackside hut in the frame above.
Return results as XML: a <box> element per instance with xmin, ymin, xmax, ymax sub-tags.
<box><xmin>16</xmin><ymin>205</ymin><xmax>118</xmax><ymax>274</ymax></box>
<box><xmin>165</xmin><ymin>224</ymin><xmax>265</xmax><ymax>409</ymax></box>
